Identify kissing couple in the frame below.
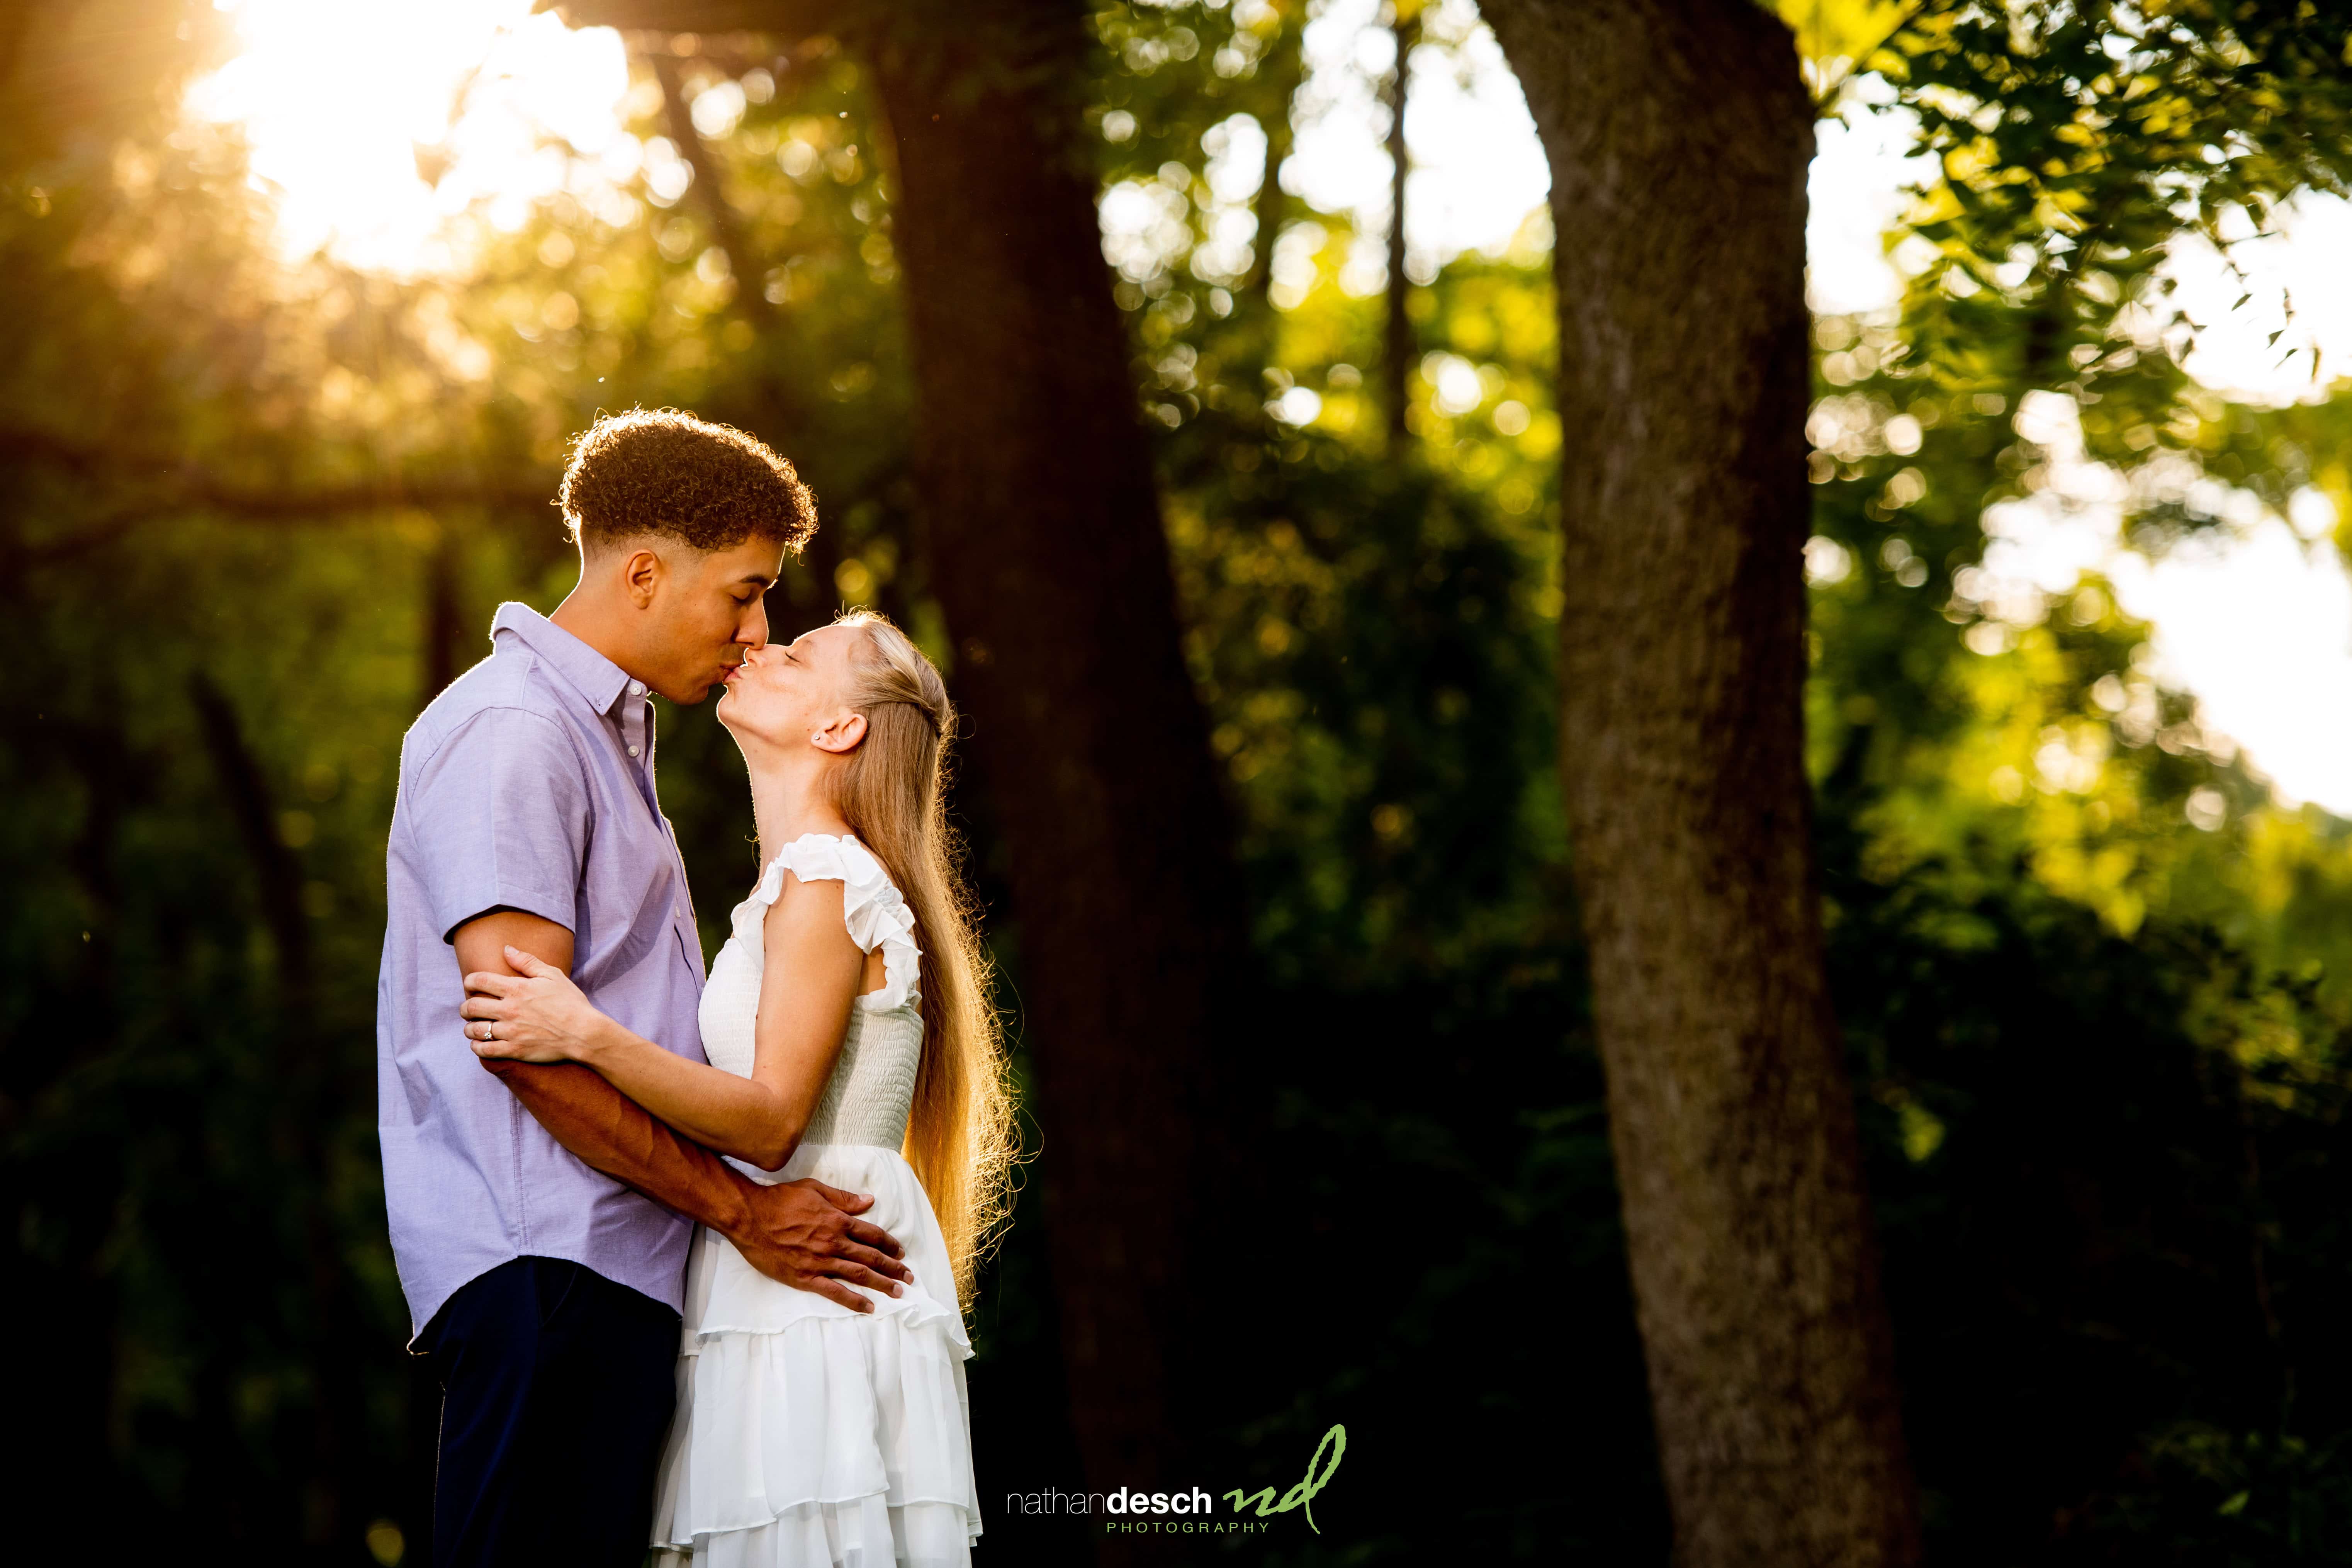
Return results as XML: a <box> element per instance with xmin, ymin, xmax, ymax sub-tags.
<box><xmin>376</xmin><ymin>409</ymin><xmax>1016</xmax><ymax>1567</ymax></box>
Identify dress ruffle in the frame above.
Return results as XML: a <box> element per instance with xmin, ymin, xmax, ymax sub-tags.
<box><xmin>652</xmin><ymin>1143</ymin><xmax>978</xmax><ymax>1566</ymax></box>
<box><xmin>655</xmin><ymin>1498</ymin><xmax>976</xmax><ymax>1568</ymax></box>
<box><xmin>738</xmin><ymin>835</ymin><xmax>923</xmax><ymax>1014</ymax></box>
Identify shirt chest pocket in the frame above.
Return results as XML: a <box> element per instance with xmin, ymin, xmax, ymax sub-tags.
<box><xmin>673</xmin><ymin>914</ymin><xmax>707</xmax><ymax>985</ymax></box>
<box><xmin>577</xmin><ymin>821</ymin><xmax>700</xmax><ymax>987</ymax></box>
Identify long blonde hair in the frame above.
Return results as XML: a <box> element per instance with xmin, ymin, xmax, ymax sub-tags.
<box><xmin>825</xmin><ymin>609</ymin><xmax>1019</xmax><ymax>1311</ymax></box>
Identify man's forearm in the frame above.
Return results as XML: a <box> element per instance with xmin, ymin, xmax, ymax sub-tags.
<box><xmin>481</xmin><ymin>1055</ymin><xmax>912</xmax><ymax>1309</ymax></box>
<box><xmin>480</xmin><ymin>1058</ymin><xmax>754</xmax><ymax>1238</ymax></box>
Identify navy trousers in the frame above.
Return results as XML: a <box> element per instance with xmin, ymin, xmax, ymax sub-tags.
<box><xmin>417</xmin><ymin>1255</ymin><xmax>681</xmax><ymax>1568</ymax></box>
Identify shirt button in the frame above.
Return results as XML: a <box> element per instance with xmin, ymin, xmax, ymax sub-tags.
<box><xmin>630</xmin><ymin>681</ymin><xmax>645</xmax><ymax>696</ymax></box>
<box><xmin>628</xmin><ymin>744</ymin><xmax>641</xmax><ymax>757</ymax></box>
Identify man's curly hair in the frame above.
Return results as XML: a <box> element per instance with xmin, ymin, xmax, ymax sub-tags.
<box><xmin>558</xmin><ymin>409</ymin><xmax>816</xmax><ymax>556</ymax></box>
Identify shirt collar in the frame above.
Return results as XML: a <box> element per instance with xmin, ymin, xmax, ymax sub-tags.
<box><xmin>490</xmin><ymin>601</ymin><xmax>636</xmax><ymax>716</ymax></box>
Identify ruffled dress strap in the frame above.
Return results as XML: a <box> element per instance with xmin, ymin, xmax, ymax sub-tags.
<box><xmin>752</xmin><ymin>833</ymin><xmax>922</xmax><ymax>1011</ymax></box>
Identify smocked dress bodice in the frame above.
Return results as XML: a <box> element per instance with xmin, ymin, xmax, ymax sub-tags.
<box><xmin>695</xmin><ymin>832</ymin><xmax>926</xmax><ymax>1155</ymax></box>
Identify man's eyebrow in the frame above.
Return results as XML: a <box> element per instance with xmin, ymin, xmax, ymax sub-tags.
<box><xmin>737</xmin><ymin>571</ymin><xmax>777</xmax><ymax>586</ymax></box>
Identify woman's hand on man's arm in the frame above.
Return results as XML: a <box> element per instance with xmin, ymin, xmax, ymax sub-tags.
<box><xmin>454</xmin><ymin>907</ymin><xmax>619</xmax><ymax>1064</ymax></box>
<box><xmin>462</xmin><ymin>945</ymin><xmax>630</xmax><ymax>1063</ymax></box>
<box><xmin>459</xmin><ymin>885</ymin><xmax>844</xmax><ymax>1175</ymax></box>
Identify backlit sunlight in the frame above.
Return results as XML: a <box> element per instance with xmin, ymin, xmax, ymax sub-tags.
<box><xmin>181</xmin><ymin>0</ymin><xmax>2352</xmax><ymax>810</ymax></box>
<box><xmin>187</xmin><ymin>0</ymin><xmax>628</xmax><ymax>275</ymax></box>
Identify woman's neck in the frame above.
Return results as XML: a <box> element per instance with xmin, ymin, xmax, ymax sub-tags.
<box><xmin>747</xmin><ymin>756</ymin><xmax>853</xmax><ymax>860</ymax></box>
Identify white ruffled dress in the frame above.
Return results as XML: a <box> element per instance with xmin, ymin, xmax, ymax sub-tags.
<box><xmin>651</xmin><ymin>833</ymin><xmax>980</xmax><ymax>1568</ymax></box>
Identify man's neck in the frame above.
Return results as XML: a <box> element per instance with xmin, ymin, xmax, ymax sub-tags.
<box><xmin>549</xmin><ymin>584</ymin><xmax>653</xmax><ymax>686</ymax></box>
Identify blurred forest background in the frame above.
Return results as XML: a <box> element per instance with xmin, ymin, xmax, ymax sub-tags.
<box><xmin>6</xmin><ymin>0</ymin><xmax>2352</xmax><ymax>1562</ymax></box>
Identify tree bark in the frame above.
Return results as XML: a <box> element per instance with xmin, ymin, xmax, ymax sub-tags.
<box><xmin>1475</xmin><ymin>2</ymin><xmax>1921</xmax><ymax>1563</ymax></box>
<box><xmin>552</xmin><ymin>0</ymin><xmax>1251</xmax><ymax>1510</ymax></box>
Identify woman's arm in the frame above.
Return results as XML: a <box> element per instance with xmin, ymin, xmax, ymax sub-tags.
<box><xmin>477</xmin><ymin>1058</ymin><xmax>911</xmax><ymax>1307</ymax></box>
<box><xmin>461</xmin><ymin>876</ymin><xmax>865</xmax><ymax>1170</ymax></box>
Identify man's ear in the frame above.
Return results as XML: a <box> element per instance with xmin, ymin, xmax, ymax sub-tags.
<box><xmin>622</xmin><ymin>544</ymin><xmax>664</xmax><ymax>609</ymax></box>
<box><xmin>812</xmin><ymin>710</ymin><xmax>868</xmax><ymax>754</ymax></box>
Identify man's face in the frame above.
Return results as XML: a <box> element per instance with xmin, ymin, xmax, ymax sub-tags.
<box><xmin>635</xmin><ymin>534</ymin><xmax>785</xmax><ymax>703</ymax></box>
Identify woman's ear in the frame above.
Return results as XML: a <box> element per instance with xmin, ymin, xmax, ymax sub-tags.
<box><xmin>811</xmin><ymin>710</ymin><xmax>868</xmax><ymax>754</ymax></box>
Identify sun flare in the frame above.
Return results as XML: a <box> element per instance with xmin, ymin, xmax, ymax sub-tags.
<box><xmin>187</xmin><ymin>0</ymin><xmax>630</xmax><ymax>275</ymax></box>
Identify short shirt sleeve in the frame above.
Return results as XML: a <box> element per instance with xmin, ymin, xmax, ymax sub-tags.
<box><xmin>406</xmin><ymin>707</ymin><xmax>590</xmax><ymax>943</ymax></box>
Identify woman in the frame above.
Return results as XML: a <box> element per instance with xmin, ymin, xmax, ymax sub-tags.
<box><xmin>459</xmin><ymin>608</ymin><xmax>1018</xmax><ymax>1567</ymax></box>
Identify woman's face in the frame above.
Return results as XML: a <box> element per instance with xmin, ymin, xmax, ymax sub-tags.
<box><xmin>714</xmin><ymin>623</ymin><xmax>862</xmax><ymax>751</ymax></box>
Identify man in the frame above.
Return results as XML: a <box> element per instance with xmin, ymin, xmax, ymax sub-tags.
<box><xmin>377</xmin><ymin>409</ymin><xmax>913</xmax><ymax>1568</ymax></box>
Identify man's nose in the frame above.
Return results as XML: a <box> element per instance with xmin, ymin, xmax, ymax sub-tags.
<box><xmin>741</xmin><ymin>599</ymin><xmax>770</xmax><ymax>646</ymax></box>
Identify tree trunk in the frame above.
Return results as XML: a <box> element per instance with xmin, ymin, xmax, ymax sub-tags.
<box><xmin>864</xmin><ymin>3</ymin><xmax>1247</xmax><ymax>1492</ymax></box>
<box><xmin>1381</xmin><ymin>3</ymin><xmax>1416</xmax><ymax>447</ymax></box>
<box><xmin>635</xmin><ymin>32</ymin><xmax>827</xmax><ymax>637</ymax></box>
<box><xmin>554</xmin><ymin>0</ymin><xmax>1251</xmax><ymax>1509</ymax></box>
<box><xmin>649</xmin><ymin>44</ymin><xmax>780</xmax><ymax>328</ymax></box>
<box><xmin>1244</xmin><ymin>7</ymin><xmax>1300</xmax><ymax>306</ymax></box>
<box><xmin>1475</xmin><ymin>2</ymin><xmax>1921</xmax><ymax>1562</ymax></box>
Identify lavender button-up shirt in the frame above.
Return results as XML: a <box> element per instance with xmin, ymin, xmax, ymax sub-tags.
<box><xmin>377</xmin><ymin>601</ymin><xmax>708</xmax><ymax>1340</ymax></box>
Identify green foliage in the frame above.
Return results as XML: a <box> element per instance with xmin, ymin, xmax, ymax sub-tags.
<box><xmin>1821</xmin><ymin>801</ymin><xmax>2352</xmax><ymax>1561</ymax></box>
<box><xmin>1797</xmin><ymin>0</ymin><xmax>2352</xmax><ymax>1012</ymax></box>
<box><xmin>1168</xmin><ymin>428</ymin><xmax>1561</xmax><ymax>988</ymax></box>
<box><xmin>1890</xmin><ymin>0</ymin><xmax>2352</xmax><ymax>377</ymax></box>
<box><xmin>2096</xmin><ymin>1425</ymin><xmax>2352</xmax><ymax>1561</ymax></box>
<box><xmin>1785</xmin><ymin>12</ymin><xmax>2352</xmax><ymax>1552</ymax></box>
